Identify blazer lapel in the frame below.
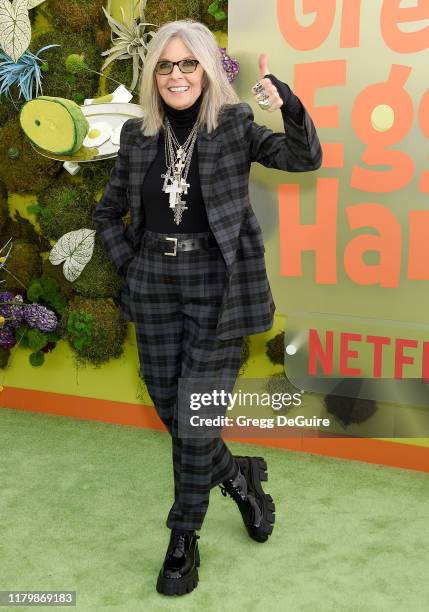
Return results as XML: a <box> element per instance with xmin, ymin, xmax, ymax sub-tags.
<box><xmin>196</xmin><ymin>124</ymin><xmax>221</xmax><ymax>215</ymax></box>
<box><xmin>128</xmin><ymin>132</ymin><xmax>159</xmax><ymax>231</ymax></box>
<box><xmin>198</xmin><ymin>126</ymin><xmax>236</xmax><ymax>268</ymax></box>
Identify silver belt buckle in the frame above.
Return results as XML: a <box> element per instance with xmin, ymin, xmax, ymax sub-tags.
<box><xmin>164</xmin><ymin>236</ymin><xmax>178</xmax><ymax>256</ymax></box>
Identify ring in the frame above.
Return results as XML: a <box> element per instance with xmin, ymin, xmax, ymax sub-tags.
<box><xmin>252</xmin><ymin>80</ymin><xmax>271</xmax><ymax>108</ymax></box>
<box><xmin>257</xmin><ymin>91</ymin><xmax>271</xmax><ymax>108</ymax></box>
<box><xmin>252</xmin><ymin>81</ymin><xmax>265</xmax><ymax>94</ymax></box>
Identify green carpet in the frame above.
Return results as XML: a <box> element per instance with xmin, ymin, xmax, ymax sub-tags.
<box><xmin>0</xmin><ymin>407</ymin><xmax>428</xmax><ymax>611</ymax></box>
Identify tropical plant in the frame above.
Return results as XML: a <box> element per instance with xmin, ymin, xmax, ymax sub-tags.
<box><xmin>49</xmin><ymin>228</ymin><xmax>96</xmax><ymax>282</ymax></box>
<box><xmin>0</xmin><ymin>0</ymin><xmax>31</xmax><ymax>62</ymax></box>
<box><xmin>0</xmin><ymin>44</ymin><xmax>59</xmax><ymax>101</ymax></box>
<box><xmin>101</xmin><ymin>0</ymin><xmax>158</xmax><ymax>91</ymax></box>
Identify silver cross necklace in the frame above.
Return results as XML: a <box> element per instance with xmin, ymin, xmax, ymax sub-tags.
<box><xmin>161</xmin><ymin>116</ymin><xmax>200</xmax><ymax>225</ymax></box>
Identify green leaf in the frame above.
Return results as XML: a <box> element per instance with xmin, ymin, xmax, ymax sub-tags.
<box><xmin>0</xmin><ymin>0</ymin><xmax>31</xmax><ymax>62</ymax></box>
<box><xmin>26</xmin><ymin>203</ymin><xmax>40</xmax><ymax>215</ymax></box>
<box><xmin>208</xmin><ymin>2</ymin><xmax>219</xmax><ymax>16</ymax></box>
<box><xmin>214</xmin><ymin>9</ymin><xmax>227</xmax><ymax>20</ymax></box>
<box><xmin>49</xmin><ymin>228</ymin><xmax>96</xmax><ymax>283</ymax></box>
<box><xmin>102</xmin><ymin>5</ymin><xmax>132</xmax><ymax>38</ymax></box>
<box><xmin>100</xmin><ymin>48</ymin><xmax>129</xmax><ymax>73</ymax></box>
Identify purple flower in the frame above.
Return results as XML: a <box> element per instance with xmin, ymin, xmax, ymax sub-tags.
<box><xmin>0</xmin><ymin>292</ymin><xmax>24</xmax><ymax>329</ymax></box>
<box><xmin>0</xmin><ymin>325</ymin><xmax>16</xmax><ymax>349</ymax></box>
<box><xmin>219</xmin><ymin>47</ymin><xmax>239</xmax><ymax>83</ymax></box>
<box><xmin>23</xmin><ymin>304</ymin><xmax>58</xmax><ymax>332</ymax></box>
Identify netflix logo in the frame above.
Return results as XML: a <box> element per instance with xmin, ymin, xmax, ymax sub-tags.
<box><xmin>308</xmin><ymin>328</ymin><xmax>429</xmax><ymax>381</ymax></box>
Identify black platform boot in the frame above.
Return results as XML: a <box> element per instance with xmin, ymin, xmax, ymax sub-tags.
<box><xmin>219</xmin><ymin>456</ymin><xmax>275</xmax><ymax>543</ymax></box>
<box><xmin>156</xmin><ymin>528</ymin><xmax>200</xmax><ymax>596</ymax></box>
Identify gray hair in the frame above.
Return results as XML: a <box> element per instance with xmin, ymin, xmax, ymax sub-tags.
<box><xmin>138</xmin><ymin>19</ymin><xmax>240</xmax><ymax>136</ymax></box>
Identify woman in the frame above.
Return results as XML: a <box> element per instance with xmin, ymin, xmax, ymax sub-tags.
<box><xmin>93</xmin><ymin>19</ymin><xmax>322</xmax><ymax>596</ymax></box>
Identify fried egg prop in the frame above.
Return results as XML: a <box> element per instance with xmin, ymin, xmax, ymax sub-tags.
<box><xmin>82</xmin><ymin>121</ymin><xmax>112</xmax><ymax>148</ymax></box>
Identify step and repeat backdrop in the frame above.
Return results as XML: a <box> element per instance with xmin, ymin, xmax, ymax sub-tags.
<box><xmin>229</xmin><ymin>0</ymin><xmax>429</xmax><ymax>440</ymax></box>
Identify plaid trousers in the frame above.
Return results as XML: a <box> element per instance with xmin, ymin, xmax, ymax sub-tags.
<box><xmin>131</xmin><ymin>229</ymin><xmax>243</xmax><ymax>531</ymax></box>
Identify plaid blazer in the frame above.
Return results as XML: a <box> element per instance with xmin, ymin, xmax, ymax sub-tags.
<box><xmin>93</xmin><ymin>99</ymin><xmax>322</xmax><ymax>340</ymax></box>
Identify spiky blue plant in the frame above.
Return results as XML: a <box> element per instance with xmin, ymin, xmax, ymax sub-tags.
<box><xmin>0</xmin><ymin>44</ymin><xmax>60</xmax><ymax>102</ymax></box>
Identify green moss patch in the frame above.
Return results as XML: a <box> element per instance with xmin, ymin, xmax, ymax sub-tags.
<box><xmin>61</xmin><ymin>295</ymin><xmax>127</xmax><ymax>365</ymax></box>
<box><xmin>0</xmin><ymin>117</ymin><xmax>62</xmax><ymax>193</ymax></box>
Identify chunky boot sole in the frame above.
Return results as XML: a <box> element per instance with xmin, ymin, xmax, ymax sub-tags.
<box><xmin>234</xmin><ymin>455</ymin><xmax>276</xmax><ymax>542</ymax></box>
<box><xmin>156</xmin><ymin>544</ymin><xmax>200</xmax><ymax>596</ymax></box>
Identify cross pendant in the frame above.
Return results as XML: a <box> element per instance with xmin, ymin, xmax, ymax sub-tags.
<box><xmin>164</xmin><ymin>178</ymin><xmax>183</xmax><ymax>209</ymax></box>
<box><xmin>175</xmin><ymin>157</ymin><xmax>186</xmax><ymax>174</ymax></box>
<box><xmin>174</xmin><ymin>197</ymin><xmax>188</xmax><ymax>225</ymax></box>
<box><xmin>179</xmin><ymin>177</ymin><xmax>190</xmax><ymax>194</ymax></box>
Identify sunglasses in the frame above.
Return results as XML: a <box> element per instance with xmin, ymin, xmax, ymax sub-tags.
<box><xmin>155</xmin><ymin>59</ymin><xmax>200</xmax><ymax>75</ymax></box>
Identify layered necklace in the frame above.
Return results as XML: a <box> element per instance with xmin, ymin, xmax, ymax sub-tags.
<box><xmin>161</xmin><ymin>115</ymin><xmax>200</xmax><ymax>225</ymax></box>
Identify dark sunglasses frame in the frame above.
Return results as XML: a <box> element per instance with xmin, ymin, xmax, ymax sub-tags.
<box><xmin>155</xmin><ymin>59</ymin><xmax>200</xmax><ymax>74</ymax></box>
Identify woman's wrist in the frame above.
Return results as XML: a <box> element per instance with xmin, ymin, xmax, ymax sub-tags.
<box><xmin>263</xmin><ymin>73</ymin><xmax>304</xmax><ymax>124</ymax></box>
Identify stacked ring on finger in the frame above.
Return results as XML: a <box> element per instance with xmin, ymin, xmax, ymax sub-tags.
<box><xmin>258</xmin><ymin>98</ymin><xmax>271</xmax><ymax>108</ymax></box>
<box><xmin>252</xmin><ymin>81</ymin><xmax>266</xmax><ymax>94</ymax></box>
<box><xmin>257</xmin><ymin>96</ymin><xmax>271</xmax><ymax>107</ymax></box>
<box><xmin>252</xmin><ymin>80</ymin><xmax>271</xmax><ymax>108</ymax></box>
<box><xmin>256</xmin><ymin>92</ymin><xmax>271</xmax><ymax>107</ymax></box>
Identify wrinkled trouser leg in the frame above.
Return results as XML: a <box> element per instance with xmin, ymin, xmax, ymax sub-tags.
<box><xmin>133</xmin><ymin>230</ymin><xmax>242</xmax><ymax>531</ymax></box>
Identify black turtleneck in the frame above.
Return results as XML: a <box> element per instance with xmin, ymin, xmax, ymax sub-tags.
<box><xmin>160</xmin><ymin>91</ymin><xmax>204</xmax><ymax>128</ymax></box>
<box><xmin>140</xmin><ymin>79</ymin><xmax>305</xmax><ymax>233</ymax></box>
<box><xmin>141</xmin><ymin>91</ymin><xmax>211</xmax><ymax>233</ymax></box>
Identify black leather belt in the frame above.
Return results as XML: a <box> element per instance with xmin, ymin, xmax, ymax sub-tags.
<box><xmin>142</xmin><ymin>234</ymin><xmax>218</xmax><ymax>256</ymax></box>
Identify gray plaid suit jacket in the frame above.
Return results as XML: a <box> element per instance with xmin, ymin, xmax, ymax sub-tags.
<box><xmin>92</xmin><ymin>99</ymin><xmax>322</xmax><ymax>340</ymax></box>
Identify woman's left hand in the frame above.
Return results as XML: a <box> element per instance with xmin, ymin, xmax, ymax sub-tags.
<box><xmin>251</xmin><ymin>53</ymin><xmax>284</xmax><ymax>112</ymax></box>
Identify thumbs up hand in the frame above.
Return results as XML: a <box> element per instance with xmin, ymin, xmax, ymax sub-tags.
<box><xmin>251</xmin><ymin>53</ymin><xmax>283</xmax><ymax>112</ymax></box>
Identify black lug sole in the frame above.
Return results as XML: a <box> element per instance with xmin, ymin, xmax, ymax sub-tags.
<box><xmin>156</xmin><ymin>542</ymin><xmax>200</xmax><ymax>596</ymax></box>
<box><xmin>234</xmin><ymin>455</ymin><xmax>276</xmax><ymax>542</ymax></box>
<box><xmin>156</xmin><ymin>569</ymin><xmax>199</xmax><ymax>596</ymax></box>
